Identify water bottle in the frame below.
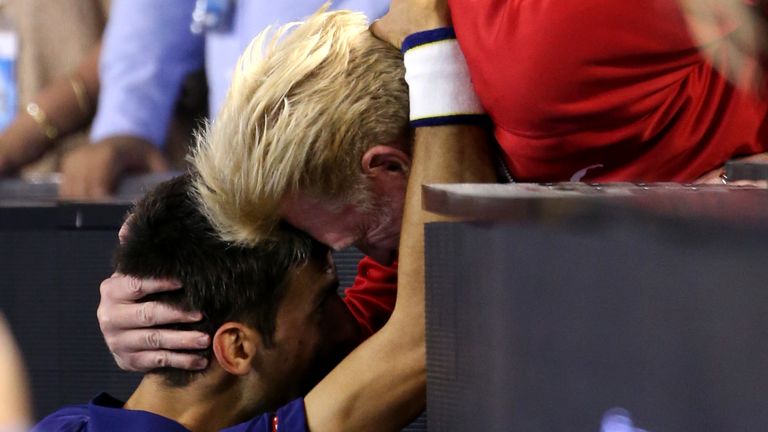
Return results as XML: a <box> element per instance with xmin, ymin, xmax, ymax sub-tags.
<box><xmin>0</xmin><ymin>0</ymin><xmax>17</xmax><ymax>131</ymax></box>
<box><xmin>191</xmin><ymin>0</ymin><xmax>235</xmax><ymax>34</ymax></box>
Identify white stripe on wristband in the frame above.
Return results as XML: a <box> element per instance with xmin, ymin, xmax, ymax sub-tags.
<box><xmin>402</xmin><ymin>28</ymin><xmax>485</xmax><ymax>127</ymax></box>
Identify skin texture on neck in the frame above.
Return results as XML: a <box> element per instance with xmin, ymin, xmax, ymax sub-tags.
<box><xmin>124</xmin><ymin>368</ymin><xmax>261</xmax><ymax>432</ymax></box>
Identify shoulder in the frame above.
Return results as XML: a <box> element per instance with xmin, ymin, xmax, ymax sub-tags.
<box><xmin>33</xmin><ymin>405</ymin><xmax>90</xmax><ymax>432</ymax></box>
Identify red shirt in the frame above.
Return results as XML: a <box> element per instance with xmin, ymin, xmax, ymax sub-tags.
<box><xmin>343</xmin><ymin>256</ymin><xmax>397</xmax><ymax>339</ymax></box>
<box><xmin>450</xmin><ymin>0</ymin><xmax>768</xmax><ymax>182</ymax></box>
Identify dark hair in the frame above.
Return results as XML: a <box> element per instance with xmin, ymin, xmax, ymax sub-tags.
<box><xmin>114</xmin><ymin>174</ymin><xmax>320</xmax><ymax>386</ymax></box>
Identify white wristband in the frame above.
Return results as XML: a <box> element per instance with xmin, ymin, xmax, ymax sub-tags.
<box><xmin>402</xmin><ymin>28</ymin><xmax>485</xmax><ymax>127</ymax></box>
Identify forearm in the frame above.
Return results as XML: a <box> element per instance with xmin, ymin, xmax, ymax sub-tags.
<box><xmin>26</xmin><ymin>43</ymin><xmax>100</xmax><ymax>138</ymax></box>
<box><xmin>0</xmin><ymin>43</ymin><xmax>100</xmax><ymax>173</ymax></box>
<box><xmin>305</xmin><ymin>315</ymin><xmax>424</xmax><ymax>432</ymax></box>
<box><xmin>390</xmin><ymin>126</ymin><xmax>495</xmax><ymax>322</ymax></box>
<box><xmin>305</xmin><ymin>1</ymin><xmax>498</xmax><ymax>426</ymax></box>
<box><xmin>305</xmin><ymin>125</ymin><xmax>494</xmax><ymax>431</ymax></box>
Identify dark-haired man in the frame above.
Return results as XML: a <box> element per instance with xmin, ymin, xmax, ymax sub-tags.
<box><xmin>35</xmin><ymin>175</ymin><xmax>361</xmax><ymax>431</ymax></box>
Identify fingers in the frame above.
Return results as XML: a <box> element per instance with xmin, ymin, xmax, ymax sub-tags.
<box><xmin>60</xmin><ymin>170</ymin><xmax>114</xmax><ymax>199</ymax></box>
<box><xmin>694</xmin><ymin>172</ymin><xmax>768</xmax><ymax>187</ymax></box>
<box><xmin>97</xmin><ymin>272</ymin><xmax>206</xmax><ymax>373</ymax></box>
<box><xmin>100</xmin><ymin>273</ymin><xmax>183</xmax><ymax>302</ymax></box>
<box><xmin>99</xmin><ymin>300</ymin><xmax>202</xmax><ymax>335</ymax></box>
<box><xmin>115</xmin><ymin>350</ymin><xmax>209</xmax><ymax>372</ymax></box>
<box><xmin>693</xmin><ymin>169</ymin><xmax>723</xmax><ymax>184</ymax></box>
<box><xmin>98</xmin><ymin>272</ymin><xmax>209</xmax><ymax>373</ymax></box>
<box><xmin>695</xmin><ymin>153</ymin><xmax>768</xmax><ymax>185</ymax></box>
<box><xmin>103</xmin><ymin>316</ymin><xmax>210</xmax><ymax>373</ymax></box>
<box><xmin>59</xmin><ymin>137</ymin><xmax>153</xmax><ymax>199</ymax></box>
<box><xmin>59</xmin><ymin>148</ymin><xmax>118</xmax><ymax>199</ymax></box>
<box><xmin>108</xmin><ymin>329</ymin><xmax>210</xmax><ymax>353</ymax></box>
<box><xmin>726</xmin><ymin>179</ymin><xmax>768</xmax><ymax>188</ymax></box>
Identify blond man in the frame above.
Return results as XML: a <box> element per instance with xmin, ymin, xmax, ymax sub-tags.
<box><xmin>95</xmin><ymin>3</ymin><xmax>495</xmax><ymax>430</ymax></box>
<box><xmin>192</xmin><ymin>9</ymin><xmax>412</xmax><ymax>265</ymax></box>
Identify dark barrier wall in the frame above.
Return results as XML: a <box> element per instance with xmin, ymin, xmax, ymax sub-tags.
<box><xmin>0</xmin><ymin>204</ymin><xmax>135</xmax><ymax>418</ymax></box>
<box><xmin>424</xmin><ymin>185</ymin><xmax>768</xmax><ymax>432</ymax></box>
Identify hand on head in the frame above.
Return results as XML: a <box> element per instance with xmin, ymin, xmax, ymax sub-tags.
<box><xmin>98</xmin><ymin>273</ymin><xmax>210</xmax><ymax>371</ymax></box>
<box><xmin>98</xmin><ymin>218</ymin><xmax>209</xmax><ymax>373</ymax></box>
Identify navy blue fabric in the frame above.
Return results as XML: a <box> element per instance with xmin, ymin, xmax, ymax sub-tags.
<box><xmin>410</xmin><ymin>114</ymin><xmax>488</xmax><ymax>128</ymax></box>
<box><xmin>401</xmin><ymin>27</ymin><xmax>456</xmax><ymax>53</ymax></box>
<box><xmin>33</xmin><ymin>393</ymin><xmax>308</xmax><ymax>432</ymax></box>
<box><xmin>222</xmin><ymin>398</ymin><xmax>307</xmax><ymax>432</ymax></box>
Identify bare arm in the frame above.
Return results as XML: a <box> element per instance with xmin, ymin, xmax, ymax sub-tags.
<box><xmin>0</xmin><ymin>42</ymin><xmax>101</xmax><ymax>175</ymax></box>
<box><xmin>0</xmin><ymin>313</ymin><xmax>30</xmax><ymax>428</ymax></box>
<box><xmin>305</xmin><ymin>2</ymin><xmax>497</xmax><ymax>428</ymax></box>
<box><xmin>305</xmin><ymin>16</ymin><xmax>496</xmax><ymax>419</ymax></box>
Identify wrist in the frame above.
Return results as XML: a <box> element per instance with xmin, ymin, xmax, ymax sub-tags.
<box><xmin>401</xmin><ymin>28</ymin><xmax>485</xmax><ymax>127</ymax></box>
<box><xmin>0</xmin><ymin>111</ymin><xmax>53</xmax><ymax>172</ymax></box>
<box><xmin>409</xmin><ymin>11</ymin><xmax>451</xmax><ymax>36</ymax></box>
<box><xmin>25</xmin><ymin>103</ymin><xmax>60</xmax><ymax>141</ymax></box>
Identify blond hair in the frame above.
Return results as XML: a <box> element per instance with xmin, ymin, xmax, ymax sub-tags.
<box><xmin>192</xmin><ymin>9</ymin><xmax>408</xmax><ymax>245</ymax></box>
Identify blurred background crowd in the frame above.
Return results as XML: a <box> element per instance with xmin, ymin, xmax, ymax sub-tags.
<box><xmin>0</xmin><ymin>0</ymin><xmax>766</xmax><ymax>428</ymax></box>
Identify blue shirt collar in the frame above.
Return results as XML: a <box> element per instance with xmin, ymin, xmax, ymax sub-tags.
<box><xmin>89</xmin><ymin>393</ymin><xmax>191</xmax><ymax>432</ymax></box>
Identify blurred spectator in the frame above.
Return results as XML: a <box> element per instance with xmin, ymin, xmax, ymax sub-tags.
<box><xmin>60</xmin><ymin>0</ymin><xmax>389</xmax><ymax>198</ymax></box>
<box><xmin>0</xmin><ymin>0</ymin><xmax>107</xmax><ymax>178</ymax></box>
<box><xmin>0</xmin><ymin>312</ymin><xmax>30</xmax><ymax>430</ymax></box>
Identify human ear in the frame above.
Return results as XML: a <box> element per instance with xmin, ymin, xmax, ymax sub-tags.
<box><xmin>361</xmin><ymin>145</ymin><xmax>411</xmax><ymax>176</ymax></box>
<box><xmin>212</xmin><ymin>323</ymin><xmax>261</xmax><ymax>376</ymax></box>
